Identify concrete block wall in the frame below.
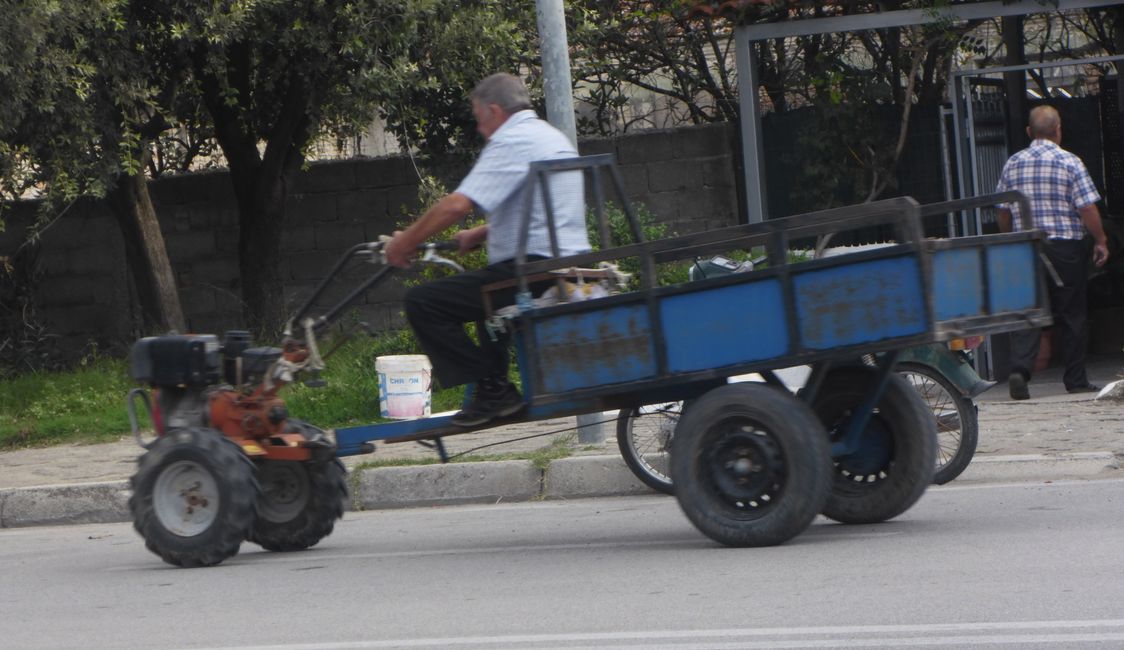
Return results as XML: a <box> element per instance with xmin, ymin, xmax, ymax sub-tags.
<box><xmin>0</xmin><ymin>123</ymin><xmax>742</xmax><ymax>355</ymax></box>
<box><xmin>579</xmin><ymin>122</ymin><xmax>741</xmax><ymax>238</ymax></box>
<box><xmin>0</xmin><ymin>199</ymin><xmax>134</xmax><ymax>358</ymax></box>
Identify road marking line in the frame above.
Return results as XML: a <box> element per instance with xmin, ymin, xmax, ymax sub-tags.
<box><xmin>525</xmin><ymin>633</ymin><xmax>1124</xmax><ymax>649</ymax></box>
<box><xmin>192</xmin><ymin>620</ymin><xmax>1124</xmax><ymax>650</ymax></box>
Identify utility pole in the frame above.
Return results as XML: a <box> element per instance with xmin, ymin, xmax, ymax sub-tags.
<box><xmin>535</xmin><ymin>0</ymin><xmax>578</xmax><ymax>147</ymax></box>
<box><xmin>537</xmin><ymin>0</ymin><xmax>602</xmax><ymax>441</ymax></box>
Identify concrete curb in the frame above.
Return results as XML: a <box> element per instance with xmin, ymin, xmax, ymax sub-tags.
<box><xmin>352</xmin><ymin>460</ymin><xmax>542</xmax><ymax>510</ymax></box>
<box><xmin>542</xmin><ymin>455</ymin><xmax>652</xmax><ymax>499</ymax></box>
<box><xmin>951</xmin><ymin>452</ymin><xmax>1120</xmax><ymax>483</ymax></box>
<box><xmin>0</xmin><ymin>481</ymin><xmax>131</xmax><ymax>528</ymax></box>
<box><xmin>1</xmin><ymin>453</ymin><xmax>1119</xmax><ymax>529</ymax></box>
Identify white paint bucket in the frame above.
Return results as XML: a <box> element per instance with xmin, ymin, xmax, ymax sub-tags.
<box><xmin>375</xmin><ymin>355</ymin><xmax>432</xmax><ymax>419</ymax></box>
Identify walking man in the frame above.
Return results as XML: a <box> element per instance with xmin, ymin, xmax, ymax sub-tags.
<box><xmin>384</xmin><ymin>73</ymin><xmax>589</xmax><ymax>426</ymax></box>
<box><xmin>996</xmin><ymin>105</ymin><xmax>1109</xmax><ymax>400</ymax></box>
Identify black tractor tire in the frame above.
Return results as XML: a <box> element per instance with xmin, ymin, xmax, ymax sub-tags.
<box><xmin>897</xmin><ymin>362</ymin><xmax>979</xmax><ymax>485</ymax></box>
<box><xmin>810</xmin><ymin>367</ymin><xmax>937</xmax><ymax>524</ymax></box>
<box><xmin>248</xmin><ymin>420</ymin><xmax>347</xmax><ymax>552</ymax></box>
<box><xmin>129</xmin><ymin>427</ymin><xmax>259</xmax><ymax>568</ymax></box>
<box><xmin>671</xmin><ymin>383</ymin><xmax>831</xmax><ymax>547</ymax></box>
<box><xmin>616</xmin><ymin>401</ymin><xmax>686</xmax><ymax>495</ymax></box>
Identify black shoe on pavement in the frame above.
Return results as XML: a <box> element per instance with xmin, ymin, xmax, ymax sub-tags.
<box><xmin>451</xmin><ymin>379</ymin><xmax>525</xmax><ymax>427</ymax></box>
<box><xmin>1066</xmin><ymin>383</ymin><xmax>1100</xmax><ymax>394</ymax></box>
<box><xmin>1008</xmin><ymin>373</ymin><xmax>1029</xmax><ymax>400</ymax></box>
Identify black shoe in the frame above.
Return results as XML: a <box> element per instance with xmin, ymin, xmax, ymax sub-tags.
<box><xmin>1066</xmin><ymin>383</ymin><xmax>1100</xmax><ymax>394</ymax></box>
<box><xmin>451</xmin><ymin>380</ymin><xmax>525</xmax><ymax>427</ymax></box>
<box><xmin>1008</xmin><ymin>373</ymin><xmax>1029</xmax><ymax>400</ymax></box>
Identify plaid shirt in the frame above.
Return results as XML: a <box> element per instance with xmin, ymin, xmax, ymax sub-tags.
<box><xmin>995</xmin><ymin>139</ymin><xmax>1101</xmax><ymax>240</ymax></box>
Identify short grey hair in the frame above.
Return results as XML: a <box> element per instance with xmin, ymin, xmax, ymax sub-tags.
<box><xmin>470</xmin><ymin>73</ymin><xmax>533</xmax><ymax>114</ymax></box>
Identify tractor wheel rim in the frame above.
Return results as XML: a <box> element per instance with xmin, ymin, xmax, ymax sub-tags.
<box><xmin>153</xmin><ymin>460</ymin><xmax>220</xmax><ymax>537</ymax></box>
<box><xmin>257</xmin><ymin>462</ymin><xmax>310</xmax><ymax>523</ymax></box>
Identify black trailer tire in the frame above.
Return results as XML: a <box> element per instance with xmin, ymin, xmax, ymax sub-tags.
<box><xmin>897</xmin><ymin>363</ymin><xmax>978</xmax><ymax>485</ymax></box>
<box><xmin>616</xmin><ymin>401</ymin><xmax>684</xmax><ymax>495</ymax></box>
<box><xmin>671</xmin><ymin>383</ymin><xmax>831</xmax><ymax>547</ymax></box>
<box><xmin>811</xmin><ymin>367</ymin><xmax>937</xmax><ymax>524</ymax></box>
<box><xmin>129</xmin><ymin>427</ymin><xmax>259</xmax><ymax>568</ymax></box>
<box><xmin>248</xmin><ymin>420</ymin><xmax>347</xmax><ymax>552</ymax></box>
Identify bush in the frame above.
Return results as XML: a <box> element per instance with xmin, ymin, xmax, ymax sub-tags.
<box><xmin>585</xmin><ymin>201</ymin><xmax>690</xmax><ymax>288</ymax></box>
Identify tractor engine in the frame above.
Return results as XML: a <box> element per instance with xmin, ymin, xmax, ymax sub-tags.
<box><xmin>131</xmin><ymin>334</ymin><xmax>221</xmax><ymax>431</ymax></box>
<box><xmin>130</xmin><ymin>331</ymin><xmax>284</xmax><ymax>433</ymax></box>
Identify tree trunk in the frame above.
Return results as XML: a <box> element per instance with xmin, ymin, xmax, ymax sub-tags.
<box><xmin>107</xmin><ymin>157</ymin><xmax>186</xmax><ymax>334</ymax></box>
<box><xmin>231</xmin><ymin>169</ymin><xmax>288</xmax><ymax>339</ymax></box>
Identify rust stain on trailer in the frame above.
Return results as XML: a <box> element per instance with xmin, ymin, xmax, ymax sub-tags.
<box><xmin>537</xmin><ymin>312</ymin><xmax>654</xmax><ymax>391</ymax></box>
<box><xmin>798</xmin><ymin>270</ymin><xmax>920</xmax><ymax>347</ymax></box>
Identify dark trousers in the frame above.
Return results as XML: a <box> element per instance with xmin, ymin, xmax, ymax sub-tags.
<box><xmin>404</xmin><ymin>258</ymin><xmax>548</xmax><ymax>389</ymax></box>
<box><xmin>1009</xmin><ymin>238</ymin><xmax>1090</xmax><ymax>390</ymax></box>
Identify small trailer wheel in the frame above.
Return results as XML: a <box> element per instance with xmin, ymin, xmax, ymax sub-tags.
<box><xmin>811</xmin><ymin>367</ymin><xmax>937</xmax><ymax>524</ymax></box>
<box><xmin>616</xmin><ymin>401</ymin><xmax>689</xmax><ymax>495</ymax></box>
<box><xmin>671</xmin><ymin>383</ymin><xmax>831</xmax><ymax>547</ymax></box>
<box><xmin>129</xmin><ymin>427</ymin><xmax>259</xmax><ymax>568</ymax></box>
<box><xmin>248</xmin><ymin>420</ymin><xmax>347</xmax><ymax>552</ymax></box>
<box><xmin>897</xmin><ymin>362</ymin><xmax>978</xmax><ymax>485</ymax></box>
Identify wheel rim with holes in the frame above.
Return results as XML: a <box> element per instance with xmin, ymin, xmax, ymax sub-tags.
<box><xmin>831</xmin><ymin>414</ymin><xmax>894</xmax><ymax>481</ymax></box>
<box><xmin>152</xmin><ymin>460</ymin><xmax>220</xmax><ymax>537</ymax></box>
<box><xmin>256</xmin><ymin>461</ymin><xmax>311</xmax><ymax>524</ymax></box>
<box><xmin>701</xmin><ymin>420</ymin><xmax>786</xmax><ymax>519</ymax></box>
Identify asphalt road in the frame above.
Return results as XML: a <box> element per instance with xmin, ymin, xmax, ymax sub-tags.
<box><xmin>2</xmin><ymin>479</ymin><xmax>1123</xmax><ymax>649</ymax></box>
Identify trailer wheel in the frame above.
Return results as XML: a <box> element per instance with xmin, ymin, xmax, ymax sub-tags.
<box><xmin>671</xmin><ymin>383</ymin><xmax>831</xmax><ymax>547</ymax></box>
<box><xmin>897</xmin><ymin>363</ymin><xmax>978</xmax><ymax>485</ymax></box>
<box><xmin>616</xmin><ymin>401</ymin><xmax>688</xmax><ymax>495</ymax></box>
<box><xmin>811</xmin><ymin>367</ymin><xmax>937</xmax><ymax>524</ymax></box>
<box><xmin>129</xmin><ymin>427</ymin><xmax>259</xmax><ymax>568</ymax></box>
<box><xmin>248</xmin><ymin>420</ymin><xmax>347</xmax><ymax>552</ymax></box>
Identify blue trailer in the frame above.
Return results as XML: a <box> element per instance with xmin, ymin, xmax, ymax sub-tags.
<box><xmin>332</xmin><ymin>154</ymin><xmax>1049</xmax><ymax>547</ymax></box>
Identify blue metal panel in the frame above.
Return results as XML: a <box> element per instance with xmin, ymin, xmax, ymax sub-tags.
<box><xmin>534</xmin><ymin>303</ymin><xmax>657</xmax><ymax>394</ymax></box>
<box><xmin>335</xmin><ymin>415</ymin><xmax>458</xmax><ymax>454</ymax></box>
<box><xmin>794</xmin><ymin>257</ymin><xmax>927</xmax><ymax>350</ymax></box>
<box><xmin>661</xmin><ymin>279</ymin><xmax>788</xmax><ymax>372</ymax></box>
<box><xmin>987</xmin><ymin>242</ymin><xmax>1037</xmax><ymax>313</ymax></box>
<box><xmin>933</xmin><ymin>248</ymin><xmax>983</xmax><ymax>320</ymax></box>
<box><xmin>332</xmin><ymin>397</ymin><xmax>608</xmax><ymax>455</ymax></box>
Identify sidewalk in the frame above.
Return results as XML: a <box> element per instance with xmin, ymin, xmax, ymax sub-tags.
<box><xmin>1</xmin><ymin>355</ymin><xmax>1121</xmax><ymax>528</ymax></box>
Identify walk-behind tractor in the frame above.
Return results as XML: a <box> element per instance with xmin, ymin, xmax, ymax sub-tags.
<box><xmin>126</xmin><ymin>155</ymin><xmax>1050</xmax><ymax>569</ymax></box>
<box><xmin>127</xmin><ymin>331</ymin><xmax>345</xmax><ymax>567</ymax></box>
<box><xmin>126</xmin><ymin>242</ymin><xmax>461</xmax><ymax>567</ymax></box>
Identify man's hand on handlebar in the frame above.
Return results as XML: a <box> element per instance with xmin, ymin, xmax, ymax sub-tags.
<box><xmin>453</xmin><ymin>224</ymin><xmax>488</xmax><ymax>254</ymax></box>
<box><xmin>384</xmin><ymin>230</ymin><xmax>418</xmax><ymax>268</ymax></box>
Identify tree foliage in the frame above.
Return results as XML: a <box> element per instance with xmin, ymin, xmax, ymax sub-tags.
<box><xmin>160</xmin><ymin>0</ymin><xmax>539</xmax><ymax>333</ymax></box>
<box><xmin>0</xmin><ymin>1</ymin><xmax>114</xmax><ymax>209</ymax></box>
<box><xmin>378</xmin><ymin>0</ymin><xmax>538</xmax><ymax>159</ymax></box>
